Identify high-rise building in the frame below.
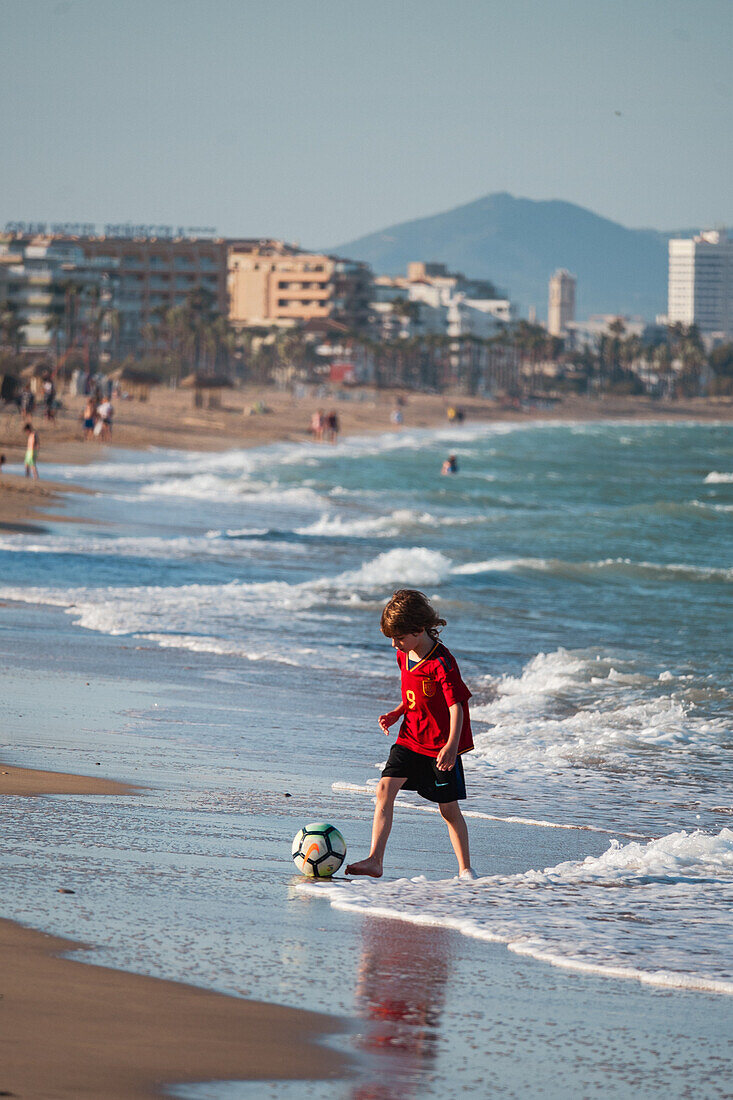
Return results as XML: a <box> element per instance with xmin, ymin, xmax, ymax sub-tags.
<box><xmin>548</xmin><ymin>269</ymin><xmax>576</xmax><ymax>336</ymax></box>
<box><xmin>668</xmin><ymin>231</ymin><xmax>733</xmax><ymax>339</ymax></box>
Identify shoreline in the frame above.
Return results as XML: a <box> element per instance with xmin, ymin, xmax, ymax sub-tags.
<box><xmin>0</xmin><ymin>760</ymin><xmax>139</xmax><ymax>797</ymax></box>
<box><xmin>1</xmin><ymin>385</ymin><xmax>732</xmax><ymax>530</ymax></box>
<box><xmin>0</xmin><ymin>758</ymin><xmax>348</xmax><ymax>1098</ymax></box>
<box><xmin>0</xmin><ymin>917</ymin><xmax>346</xmax><ymax>1099</ymax></box>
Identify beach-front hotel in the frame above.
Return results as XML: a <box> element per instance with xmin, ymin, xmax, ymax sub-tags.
<box><xmin>227</xmin><ymin>241</ymin><xmax>372</xmax><ymax>332</ymax></box>
<box><xmin>0</xmin><ymin>228</ymin><xmax>228</xmax><ymax>358</ymax></box>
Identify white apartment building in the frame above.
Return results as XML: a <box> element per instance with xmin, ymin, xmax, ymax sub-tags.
<box><xmin>668</xmin><ymin>231</ymin><xmax>733</xmax><ymax>339</ymax></box>
<box><xmin>548</xmin><ymin>269</ymin><xmax>576</xmax><ymax>336</ymax></box>
<box><xmin>372</xmin><ymin>262</ymin><xmax>514</xmax><ymax>342</ymax></box>
<box><xmin>564</xmin><ymin>314</ymin><xmax>646</xmax><ymax>349</ymax></box>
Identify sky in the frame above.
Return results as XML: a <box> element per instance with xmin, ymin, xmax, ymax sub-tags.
<box><xmin>1</xmin><ymin>0</ymin><xmax>731</xmax><ymax>247</ymax></box>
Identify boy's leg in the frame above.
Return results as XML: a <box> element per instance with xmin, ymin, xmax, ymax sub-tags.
<box><xmin>345</xmin><ymin>776</ymin><xmax>406</xmax><ymax>877</ymax></box>
<box><xmin>439</xmin><ymin>801</ymin><xmax>472</xmax><ymax>874</ymax></box>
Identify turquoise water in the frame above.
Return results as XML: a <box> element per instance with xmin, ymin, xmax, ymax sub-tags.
<box><xmin>1</xmin><ymin>419</ymin><xmax>732</xmax><ymax>1094</ymax></box>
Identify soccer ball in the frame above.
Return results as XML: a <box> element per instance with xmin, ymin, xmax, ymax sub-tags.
<box><xmin>292</xmin><ymin>822</ymin><xmax>346</xmax><ymax>878</ymax></box>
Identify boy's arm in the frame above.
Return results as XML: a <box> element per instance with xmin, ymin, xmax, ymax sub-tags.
<box><xmin>435</xmin><ymin>703</ymin><xmax>463</xmax><ymax>770</ymax></box>
<box><xmin>378</xmin><ymin>702</ymin><xmax>405</xmax><ymax>734</ymax></box>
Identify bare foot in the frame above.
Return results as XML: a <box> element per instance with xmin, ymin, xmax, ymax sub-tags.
<box><xmin>345</xmin><ymin>856</ymin><xmax>383</xmax><ymax>877</ymax></box>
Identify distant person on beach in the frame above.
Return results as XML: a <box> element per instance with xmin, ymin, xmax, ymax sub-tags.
<box><xmin>310</xmin><ymin>409</ymin><xmax>324</xmax><ymax>442</ymax></box>
<box><xmin>97</xmin><ymin>397</ymin><xmax>113</xmax><ymax>440</ymax></box>
<box><xmin>441</xmin><ymin>455</ymin><xmax>459</xmax><ymax>475</ymax></box>
<box><xmin>345</xmin><ymin>588</ymin><xmax>476</xmax><ymax>880</ymax></box>
<box><xmin>43</xmin><ymin>378</ymin><xmax>56</xmax><ymax>421</ymax></box>
<box><xmin>20</xmin><ymin>386</ymin><xmax>34</xmax><ymax>417</ymax></box>
<box><xmin>82</xmin><ymin>397</ymin><xmax>96</xmax><ymax>440</ymax></box>
<box><xmin>23</xmin><ymin>423</ymin><xmax>39</xmax><ymax>479</ymax></box>
<box><xmin>390</xmin><ymin>407</ymin><xmax>404</xmax><ymax>426</ymax></box>
<box><xmin>326</xmin><ymin>410</ymin><xmax>339</xmax><ymax>444</ymax></box>
<box><xmin>0</xmin><ymin>453</ymin><xmax>5</xmax><ymax>473</ymax></box>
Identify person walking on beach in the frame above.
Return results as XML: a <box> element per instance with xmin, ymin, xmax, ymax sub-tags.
<box><xmin>326</xmin><ymin>409</ymin><xmax>339</xmax><ymax>444</ymax></box>
<box><xmin>23</xmin><ymin>423</ymin><xmax>39</xmax><ymax>479</ymax></box>
<box><xmin>43</xmin><ymin>377</ymin><xmax>56</xmax><ymax>421</ymax></box>
<box><xmin>97</xmin><ymin>396</ymin><xmax>113</xmax><ymax>440</ymax></box>
<box><xmin>310</xmin><ymin>409</ymin><xmax>325</xmax><ymax>442</ymax></box>
<box><xmin>82</xmin><ymin>397</ymin><xmax>96</xmax><ymax>440</ymax></box>
<box><xmin>346</xmin><ymin>589</ymin><xmax>476</xmax><ymax>880</ymax></box>
<box><xmin>20</xmin><ymin>385</ymin><xmax>34</xmax><ymax>418</ymax></box>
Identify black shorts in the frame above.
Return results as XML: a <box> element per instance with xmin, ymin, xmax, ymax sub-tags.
<box><xmin>382</xmin><ymin>743</ymin><xmax>467</xmax><ymax>804</ymax></box>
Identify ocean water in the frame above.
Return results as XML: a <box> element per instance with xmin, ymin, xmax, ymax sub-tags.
<box><xmin>1</xmin><ymin>419</ymin><xmax>732</xmax><ymax>1095</ymax></box>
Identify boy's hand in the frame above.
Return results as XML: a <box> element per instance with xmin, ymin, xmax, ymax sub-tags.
<box><xmin>378</xmin><ymin>709</ymin><xmax>402</xmax><ymax>734</ymax></box>
<box><xmin>435</xmin><ymin>744</ymin><xmax>458</xmax><ymax>771</ymax></box>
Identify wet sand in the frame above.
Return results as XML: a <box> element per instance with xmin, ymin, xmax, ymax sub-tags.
<box><xmin>0</xmin><ymin>759</ymin><xmax>347</xmax><ymax>1098</ymax></box>
<box><xmin>0</xmin><ymin>761</ymin><xmax>138</xmax><ymax>797</ymax></box>
<box><xmin>0</xmin><ymin>471</ymin><xmax>92</xmax><ymax>531</ymax></box>
<box><xmin>0</xmin><ymin>918</ymin><xmax>346</xmax><ymax>1100</ymax></box>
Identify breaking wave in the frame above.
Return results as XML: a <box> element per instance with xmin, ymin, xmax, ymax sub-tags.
<box><xmin>300</xmin><ymin>828</ymin><xmax>733</xmax><ymax>996</ymax></box>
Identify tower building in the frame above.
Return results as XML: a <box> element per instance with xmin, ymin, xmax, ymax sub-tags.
<box><xmin>668</xmin><ymin>231</ymin><xmax>733</xmax><ymax>339</ymax></box>
<box><xmin>548</xmin><ymin>269</ymin><xmax>576</xmax><ymax>336</ymax></box>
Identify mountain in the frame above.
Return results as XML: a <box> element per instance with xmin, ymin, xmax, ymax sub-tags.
<box><xmin>332</xmin><ymin>192</ymin><xmax>683</xmax><ymax>321</ymax></box>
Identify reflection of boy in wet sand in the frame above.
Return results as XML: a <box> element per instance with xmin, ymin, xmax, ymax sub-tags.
<box><xmin>351</xmin><ymin>918</ymin><xmax>450</xmax><ymax>1099</ymax></box>
<box><xmin>346</xmin><ymin>589</ymin><xmax>476</xmax><ymax>879</ymax></box>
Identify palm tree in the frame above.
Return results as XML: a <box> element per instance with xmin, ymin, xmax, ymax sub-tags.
<box><xmin>103</xmin><ymin>307</ymin><xmax>121</xmax><ymax>363</ymax></box>
<box><xmin>57</xmin><ymin>277</ymin><xmax>84</xmax><ymax>353</ymax></box>
<box><xmin>677</xmin><ymin>323</ymin><xmax>706</xmax><ymax>396</ymax></box>
<box><xmin>1</xmin><ymin>299</ymin><xmax>25</xmax><ymax>354</ymax></box>
<box><xmin>512</xmin><ymin>320</ymin><xmax>547</xmax><ymax>396</ymax></box>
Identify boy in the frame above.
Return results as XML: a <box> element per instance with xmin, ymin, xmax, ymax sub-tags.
<box><xmin>346</xmin><ymin>589</ymin><xmax>476</xmax><ymax>880</ymax></box>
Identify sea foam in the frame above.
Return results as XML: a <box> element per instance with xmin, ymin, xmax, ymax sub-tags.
<box><xmin>300</xmin><ymin>828</ymin><xmax>733</xmax><ymax>996</ymax></box>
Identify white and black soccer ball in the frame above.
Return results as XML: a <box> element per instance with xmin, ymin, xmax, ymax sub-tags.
<box><xmin>292</xmin><ymin>822</ymin><xmax>346</xmax><ymax>878</ymax></box>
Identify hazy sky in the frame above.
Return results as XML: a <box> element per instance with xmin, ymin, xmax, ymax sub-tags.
<box><xmin>1</xmin><ymin>0</ymin><xmax>731</xmax><ymax>246</ymax></box>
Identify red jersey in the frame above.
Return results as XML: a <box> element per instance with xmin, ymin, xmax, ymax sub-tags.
<box><xmin>395</xmin><ymin>641</ymin><xmax>473</xmax><ymax>758</ymax></box>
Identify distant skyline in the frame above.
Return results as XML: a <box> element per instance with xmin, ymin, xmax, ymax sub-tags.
<box><xmin>1</xmin><ymin>0</ymin><xmax>731</xmax><ymax>248</ymax></box>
